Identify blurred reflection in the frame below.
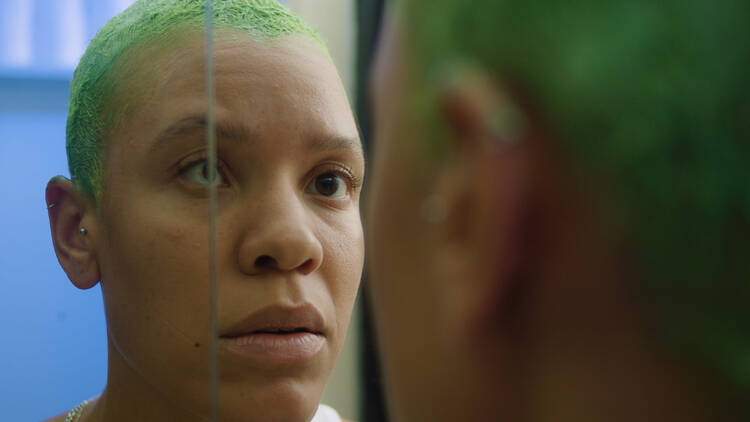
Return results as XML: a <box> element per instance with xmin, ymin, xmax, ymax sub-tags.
<box><xmin>367</xmin><ymin>1</ymin><xmax>750</xmax><ymax>422</ymax></box>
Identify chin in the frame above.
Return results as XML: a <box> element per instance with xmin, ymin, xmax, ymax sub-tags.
<box><xmin>218</xmin><ymin>377</ymin><xmax>324</xmax><ymax>422</ymax></box>
<box><xmin>219</xmin><ymin>406</ymin><xmax>316</xmax><ymax>422</ymax></box>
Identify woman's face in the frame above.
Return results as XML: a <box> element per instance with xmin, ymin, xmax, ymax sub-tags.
<box><xmin>94</xmin><ymin>34</ymin><xmax>364</xmax><ymax>421</ymax></box>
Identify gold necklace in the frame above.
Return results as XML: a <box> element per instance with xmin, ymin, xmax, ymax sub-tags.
<box><xmin>64</xmin><ymin>400</ymin><xmax>90</xmax><ymax>422</ymax></box>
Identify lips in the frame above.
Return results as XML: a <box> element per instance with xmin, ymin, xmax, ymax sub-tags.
<box><xmin>221</xmin><ymin>303</ymin><xmax>325</xmax><ymax>338</ymax></box>
<box><xmin>219</xmin><ymin>304</ymin><xmax>326</xmax><ymax>364</ymax></box>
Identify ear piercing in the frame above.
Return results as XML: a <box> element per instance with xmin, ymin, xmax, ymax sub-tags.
<box><xmin>45</xmin><ymin>203</ymin><xmax>87</xmax><ymax>235</ymax></box>
<box><xmin>46</xmin><ymin>203</ymin><xmax>87</xmax><ymax>235</ymax></box>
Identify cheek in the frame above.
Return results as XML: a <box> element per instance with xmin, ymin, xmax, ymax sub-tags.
<box><xmin>103</xmin><ymin>196</ymin><xmax>207</xmax><ymax>286</ymax></box>
<box><xmin>333</xmin><ymin>215</ymin><xmax>365</xmax><ymax>299</ymax></box>
<box><xmin>97</xmin><ymin>190</ymin><xmax>218</xmax><ymax>400</ymax></box>
<box><xmin>321</xmin><ymin>212</ymin><xmax>364</xmax><ymax>330</ymax></box>
<box><xmin>98</xmin><ymin>191</ymin><xmax>212</xmax><ymax>349</ymax></box>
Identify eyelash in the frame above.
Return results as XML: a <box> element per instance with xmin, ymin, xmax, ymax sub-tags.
<box><xmin>314</xmin><ymin>164</ymin><xmax>363</xmax><ymax>191</ymax></box>
<box><xmin>176</xmin><ymin>155</ymin><xmax>362</xmax><ymax>194</ymax></box>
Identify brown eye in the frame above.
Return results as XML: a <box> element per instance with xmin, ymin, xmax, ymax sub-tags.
<box><xmin>307</xmin><ymin>172</ymin><xmax>348</xmax><ymax>199</ymax></box>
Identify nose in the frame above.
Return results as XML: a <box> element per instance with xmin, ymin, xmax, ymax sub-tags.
<box><xmin>237</xmin><ymin>193</ymin><xmax>323</xmax><ymax>277</ymax></box>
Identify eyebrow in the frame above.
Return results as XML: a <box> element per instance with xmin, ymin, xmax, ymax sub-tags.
<box><xmin>149</xmin><ymin>115</ymin><xmax>248</xmax><ymax>152</ymax></box>
<box><xmin>150</xmin><ymin>114</ymin><xmax>365</xmax><ymax>160</ymax></box>
<box><xmin>307</xmin><ymin>135</ymin><xmax>365</xmax><ymax>161</ymax></box>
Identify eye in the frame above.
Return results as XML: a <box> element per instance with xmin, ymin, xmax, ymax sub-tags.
<box><xmin>181</xmin><ymin>159</ymin><xmax>228</xmax><ymax>187</ymax></box>
<box><xmin>306</xmin><ymin>172</ymin><xmax>350</xmax><ymax>199</ymax></box>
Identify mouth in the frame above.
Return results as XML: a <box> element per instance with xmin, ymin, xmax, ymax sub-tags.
<box><xmin>219</xmin><ymin>304</ymin><xmax>326</xmax><ymax>364</ymax></box>
<box><xmin>236</xmin><ymin>326</ymin><xmax>321</xmax><ymax>336</ymax></box>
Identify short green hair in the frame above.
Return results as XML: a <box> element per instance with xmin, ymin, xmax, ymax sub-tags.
<box><xmin>66</xmin><ymin>0</ymin><xmax>323</xmax><ymax>202</ymax></box>
<box><xmin>404</xmin><ymin>0</ymin><xmax>750</xmax><ymax>390</ymax></box>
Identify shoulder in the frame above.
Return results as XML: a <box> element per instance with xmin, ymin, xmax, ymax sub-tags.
<box><xmin>42</xmin><ymin>397</ymin><xmax>98</xmax><ymax>422</ymax></box>
<box><xmin>41</xmin><ymin>411</ymin><xmax>67</xmax><ymax>422</ymax></box>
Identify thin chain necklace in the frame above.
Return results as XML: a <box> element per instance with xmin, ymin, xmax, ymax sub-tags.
<box><xmin>64</xmin><ymin>399</ymin><xmax>90</xmax><ymax>422</ymax></box>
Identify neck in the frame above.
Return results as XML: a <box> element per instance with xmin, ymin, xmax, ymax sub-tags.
<box><xmin>83</xmin><ymin>340</ymin><xmax>209</xmax><ymax>422</ymax></box>
<box><xmin>522</xmin><ymin>312</ymin><xmax>723</xmax><ymax>422</ymax></box>
<box><xmin>517</xmin><ymin>162</ymin><xmax>736</xmax><ymax>422</ymax></box>
<box><xmin>502</xmin><ymin>148</ymin><xmax>731</xmax><ymax>422</ymax></box>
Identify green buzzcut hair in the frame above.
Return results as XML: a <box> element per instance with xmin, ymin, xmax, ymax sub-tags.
<box><xmin>404</xmin><ymin>0</ymin><xmax>750</xmax><ymax>390</ymax></box>
<box><xmin>66</xmin><ymin>0</ymin><xmax>323</xmax><ymax>202</ymax></box>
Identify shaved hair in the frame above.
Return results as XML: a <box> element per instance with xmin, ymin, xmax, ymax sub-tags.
<box><xmin>67</xmin><ymin>0</ymin><xmax>324</xmax><ymax>202</ymax></box>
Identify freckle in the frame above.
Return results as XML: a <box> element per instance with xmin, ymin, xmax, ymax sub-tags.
<box><xmin>194</xmin><ymin>342</ymin><xmax>201</xmax><ymax>348</ymax></box>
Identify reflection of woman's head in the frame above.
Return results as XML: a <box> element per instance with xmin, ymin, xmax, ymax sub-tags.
<box><xmin>47</xmin><ymin>1</ymin><xmax>364</xmax><ymax>421</ymax></box>
<box><xmin>369</xmin><ymin>1</ymin><xmax>749</xmax><ymax>421</ymax></box>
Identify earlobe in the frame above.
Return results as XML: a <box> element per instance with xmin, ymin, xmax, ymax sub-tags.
<box><xmin>46</xmin><ymin>176</ymin><xmax>101</xmax><ymax>290</ymax></box>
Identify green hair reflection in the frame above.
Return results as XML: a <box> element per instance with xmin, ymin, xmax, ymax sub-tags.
<box><xmin>66</xmin><ymin>0</ymin><xmax>323</xmax><ymax>202</ymax></box>
<box><xmin>404</xmin><ymin>0</ymin><xmax>750</xmax><ymax>391</ymax></box>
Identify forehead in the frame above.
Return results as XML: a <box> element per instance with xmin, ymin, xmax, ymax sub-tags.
<box><xmin>152</xmin><ymin>32</ymin><xmax>335</xmax><ymax>88</ymax></box>
<box><xmin>118</xmin><ymin>31</ymin><xmax>339</xmax><ymax>108</ymax></box>
<box><xmin>108</xmin><ymin>32</ymin><xmax>358</xmax><ymax>153</ymax></box>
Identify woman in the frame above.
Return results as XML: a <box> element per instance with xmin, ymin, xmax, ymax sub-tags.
<box><xmin>367</xmin><ymin>1</ymin><xmax>750</xmax><ymax>421</ymax></box>
<box><xmin>44</xmin><ymin>1</ymin><xmax>363</xmax><ymax>421</ymax></box>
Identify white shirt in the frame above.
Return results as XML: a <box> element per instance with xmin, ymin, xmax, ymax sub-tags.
<box><xmin>311</xmin><ymin>404</ymin><xmax>343</xmax><ymax>422</ymax></box>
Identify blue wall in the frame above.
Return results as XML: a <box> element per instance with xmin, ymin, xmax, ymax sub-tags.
<box><xmin>1</xmin><ymin>1</ymin><xmax>134</xmax><ymax>420</ymax></box>
<box><xmin>0</xmin><ymin>80</ymin><xmax>109</xmax><ymax>422</ymax></box>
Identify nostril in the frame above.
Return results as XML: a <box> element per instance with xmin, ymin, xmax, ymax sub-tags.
<box><xmin>254</xmin><ymin>255</ymin><xmax>276</xmax><ymax>268</ymax></box>
<box><xmin>297</xmin><ymin>259</ymin><xmax>317</xmax><ymax>275</ymax></box>
<box><xmin>249</xmin><ymin>255</ymin><xmax>319</xmax><ymax>274</ymax></box>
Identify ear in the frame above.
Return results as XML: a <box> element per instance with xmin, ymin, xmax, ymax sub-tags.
<box><xmin>46</xmin><ymin>176</ymin><xmax>101</xmax><ymax>289</ymax></box>
<box><xmin>429</xmin><ymin>63</ymin><xmax>532</xmax><ymax>336</ymax></box>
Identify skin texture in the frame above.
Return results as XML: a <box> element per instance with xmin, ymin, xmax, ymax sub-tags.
<box><xmin>367</xmin><ymin>5</ymin><xmax>741</xmax><ymax>422</ymax></box>
<box><xmin>67</xmin><ymin>0</ymin><xmax>324</xmax><ymax>202</ymax></box>
<box><xmin>46</xmin><ymin>34</ymin><xmax>364</xmax><ymax>422</ymax></box>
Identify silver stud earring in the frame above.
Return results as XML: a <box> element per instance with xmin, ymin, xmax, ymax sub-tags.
<box><xmin>79</xmin><ymin>227</ymin><xmax>88</xmax><ymax>235</ymax></box>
